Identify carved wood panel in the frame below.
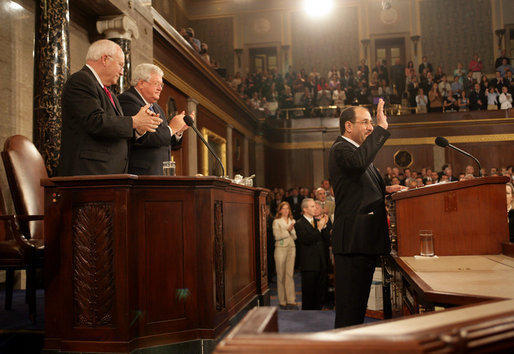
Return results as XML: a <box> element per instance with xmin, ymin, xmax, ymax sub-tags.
<box><xmin>72</xmin><ymin>202</ymin><xmax>115</xmax><ymax>327</ymax></box>
<box><xmin>260</xmin><ymin>203</ymin><xmax>267</xmax><ymax>279</ymax></box>
<box><xmin>214</xmin><ymin>200</ymin><xmax>225</xmax><ymax>311</ymax></box>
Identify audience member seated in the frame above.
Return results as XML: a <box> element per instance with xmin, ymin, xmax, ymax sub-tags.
<box><xmin>495</xmin><ymin>49</ymin><xmax>511</xmax><ymax>69</ymax></box>
<box><xmin>497</xmin><ymin>58</ymin><xmax>513</xmax><ymax>78</ymax></box>
<box><xmin>451</xmin><ymin>76</ymin><xmax>463</xmax><ymax>95</ymax></box>
<box><xmin>458</xmin><ymin>90</ymin><xmax>469</xmax><ymax>111</ymax></box>
<box><xmin>443</xmin><ymin>90</ymin><xmax>457</xmax><ymax>112</ymax></box>
<box><xmin>200</xmin><ymin>43</ymin><xmax>212</xmax><ymax>66</ymax></box>
<box><xmin>186</xmin><ymin>27</ymin><xmax>202</xmax><ymax>52</ymax></box>
<box><xmin>332</xmin><ymin>85</ymin><xmax>346</xmax><ymax>106</ymax></box>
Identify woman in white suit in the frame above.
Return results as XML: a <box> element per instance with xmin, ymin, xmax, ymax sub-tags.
<box><xmin>273</xmin><ymin>201</ymin><xmax>298</xmax><ymax>309</ymax></box>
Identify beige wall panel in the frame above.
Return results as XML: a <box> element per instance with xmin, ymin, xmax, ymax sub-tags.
<box><xmin>367</xmin><ymin>0</ymin><xmax>411</xmax><ymax>35</ymax></box>
<box><xmin>291</xmin><ymin>6</ymin><xmax>360</xmax><ymax>79</ymax></box>
<box><xmin>419</xmin><ymin>0</ymin><xmax>495</xmax><ymax>75</ymax></box>
<box><xmin>69</xmin><ymin>22</ymin><xmax>90</xmax><ymax>74</ymax></box>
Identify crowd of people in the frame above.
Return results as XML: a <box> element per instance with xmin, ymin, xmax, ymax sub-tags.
<box><xmin>222</xmin><ymin>51</ymin><xmax>513</xmax><ymax>118</ymax></box>
<box><xmin>178</xmin><ymin>27</ymin><xmax>224</xmax><ymax>74</ymax></box>
<box><xmin>265</xmin><ymin>164</ymin><xmax>514</xmax><ymax>311</ymax></box>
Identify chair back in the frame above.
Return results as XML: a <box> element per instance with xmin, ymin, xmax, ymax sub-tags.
<box><xmin>2</xmin><ymin>135</ymin><xmax>47</xmax><ymax>240</ymax></box>
<box><xmin>0</xmin><ymin>186</ymin><xmax>11</xmax><ymax>242</ymax></box>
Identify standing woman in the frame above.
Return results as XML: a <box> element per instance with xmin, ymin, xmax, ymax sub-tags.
<box><xmin>428</xmin><ymin>82</ymin><xmax>443</xmax><ymax>112</ymax></box>
<box><xmin>273</xmin><ymin>201</ymin><xmax>298</xmax><ymax>310</ymax></box>
<box><xmin>507</xmin><ymin>183</ymin><xmax>514</xmax><ymax>242</ymax></box>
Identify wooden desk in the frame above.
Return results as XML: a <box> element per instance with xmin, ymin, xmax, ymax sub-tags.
<box><xmin>215</xmin><ymin>300</ymin><xmax>514</xmax><ymax>353</ymax></box>
<box><xmin>42</xmin><ymin>175</ymin><xmax>269</xmax><ymax>353</ymax></box>
<box><xmin>400</xmin><ymin>255</ymin><xmax>514</xmax><ymax>300</ymax></box>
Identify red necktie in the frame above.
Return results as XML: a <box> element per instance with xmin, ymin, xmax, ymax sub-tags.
<box><xmin>103</xmin><ymin>86</ymin><xmax>116</xmax><ymax>109</ymax></box>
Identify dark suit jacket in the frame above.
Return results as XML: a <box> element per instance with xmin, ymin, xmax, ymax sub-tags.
<box><xmin>285</xmin><ymin>195</ymin><xmax>304</xmax><ymax>220</ymax></box>
<box><xmin>294</xmin><ymin>216</ymin><xmax>329</xmax><ymax>272</ymax></box>
<box><xmin>117</xmin><ymin>87</ymin><xmax>182</xmax><ymax>175</ymax></box>
<box><xmin>418</xmin><ymin>62</ymin><xmax>433</xmax><ymax>75</ymax></box>
<box><xmin>58</xmin><ymin>66</ymin><xmax>134</xmax><ymax>176</ymax></box>
<box><xmin>328</xmin><ymin>127</ymin><xmax>391</xmax><ymax>256</ymax></box>
<box><xmin>469</xmin><ymin>90</ymin><xmax>486</xmax><ymax>110</ymax></box>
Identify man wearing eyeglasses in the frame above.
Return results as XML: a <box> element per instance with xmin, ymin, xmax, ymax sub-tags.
<box><xmin>59</xmin><ymin>40</ymin><xmax>162</xmax><ymax>176</ymax></box>
<box><xmin>328</xmin><ymin>99</ymin><xmax>405</xmax><ymax>328</ymax></box>
<box><xmin>118</xmin><ymin>63</ymin><xmax>194</xmax><ymax>175</ymax></box>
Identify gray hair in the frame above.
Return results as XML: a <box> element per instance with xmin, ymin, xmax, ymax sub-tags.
<box><xmin>85</xmin><ymin>39</ymin><xmax>120</xmax><ymax>61</ymax></box>
<box><xmin>131</xmin><ymin>63</ymin><xmax>164</xmax><ymax>86</ymax></box>
<box><xmin>301</xmin><ymin>198</ymin><xmax>314</xmax><ymax>210</ymax></box>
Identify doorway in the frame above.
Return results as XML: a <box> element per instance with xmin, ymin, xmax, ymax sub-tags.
<box><xmin>374</xmin><ymin>37</ymin><xmax>406</xmax><ymax>67</ymax></box>
<box><xmin>249</xmin><ymin>47</ymin><xmax>278</xmax><ymax>73</ymax></box>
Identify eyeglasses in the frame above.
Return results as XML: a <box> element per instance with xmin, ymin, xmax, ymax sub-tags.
<box><xmin>105</xmin><ymin>55</ymin><xmax>125</xmax><ymax>70</ymax></box>
<box><xmin>146</xmin><ymin>80</ymin><xmax>164</xmax><ymax>88</ymax></box>
<box><xmin>351</xmin><ymin>120</ymin><xmax>375</xmax><ymax>127</ymax></box>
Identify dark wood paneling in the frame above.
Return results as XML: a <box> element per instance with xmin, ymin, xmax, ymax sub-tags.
<box><xmin>392</xmin><ymin>177</ymin><xmax>510</xmax><ymax>256</ymax></box>
<box><xmin>43</xmin><ymin>176</ymin><xmax>267</xmax><ymax>352</ymax></box>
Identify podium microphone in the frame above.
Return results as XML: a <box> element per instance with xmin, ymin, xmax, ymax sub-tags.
<box><xmin>184</xmin><ymin>115</ymin><xmax>226</xmax><ymax>177</ymax></box>
<box><xmin>435</xmin><ymin>136</ymin><xmax>481</xmax><ymax>176</ymax></box>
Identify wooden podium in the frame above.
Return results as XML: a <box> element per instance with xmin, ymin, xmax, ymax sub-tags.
<box><xmin>42</xmin><ymin>175</ymin><xmax>269</xmax><ymax>353</ymax></box>
<box><xmin>389</xmin><ymin>176</ymin><xmax>510</xmax><ymax>256</ymax></box>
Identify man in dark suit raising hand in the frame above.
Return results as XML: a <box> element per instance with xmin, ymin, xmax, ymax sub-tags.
<box><xmin>328</xmin><ymin>99</ymin><xmax>405</xmax><ymax>328</ymax></box>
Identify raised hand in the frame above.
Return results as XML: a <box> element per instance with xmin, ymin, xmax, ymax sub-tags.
<box><xmin>376</xmin><ymin>98</ymin><xmax>388</xmax><ymax>130</ymax></box>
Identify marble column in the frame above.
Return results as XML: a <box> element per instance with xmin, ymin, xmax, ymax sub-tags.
<box><xmin>97</xmin><ymin>15</ymin><xmax>139</xmax><ymax>94</ymax></box>
<box><xmin>226</xmin><ymin>125</ymin><xmax>233</xmax><ymax>177</ymax></box>
<box><xmin>33</xmin><ymin>0</ymin><xmax>70</xmax><ymax>177</ymax></box>
<box><xmin>186</xmin><ymin>98</ymin><xmax>199</xmax><ymax>176</ymax></box>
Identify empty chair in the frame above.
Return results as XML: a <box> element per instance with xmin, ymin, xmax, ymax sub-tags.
<box><xmin>1</xmin><ymin>135</ymin><xmax>46</xmax><ymax>321</ymax></box>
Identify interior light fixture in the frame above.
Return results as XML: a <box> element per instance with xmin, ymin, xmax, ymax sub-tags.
<box><xmin>8</xmin><ymin>1</ymin><xmax>23</xmax><ymax>11</ymax></box>
<box><xmin>302</xmin><ymin>0</ymin><xmax>334</xmax><ymax>18</ymax></box>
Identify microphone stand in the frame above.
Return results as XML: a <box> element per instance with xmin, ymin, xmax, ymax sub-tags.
<box><xmin>184</xmin><ymin>116</ymin><xmax>226</xmax><ymax>177</ymax></box>
<box><xmin>447</xmin><ymin>143</ymin><xmax>482</xmax><ymax>176</ymax></box>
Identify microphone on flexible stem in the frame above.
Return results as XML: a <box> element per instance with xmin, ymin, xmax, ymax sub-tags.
<box><xmin>183</xmin><ymin>115</ymin><xmax>226</xmax><ymax>177</ymax></box>
<box><xmin>435</xmin><ymin>136</ymin><xmax>482</xmax><ymax>176</ymax></box>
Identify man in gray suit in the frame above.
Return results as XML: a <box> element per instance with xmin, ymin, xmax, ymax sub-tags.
<box><xmin>328</xmin><ymin>99</ymin><xmax>405</xmax><ymax>328</ymax></box>
<box><xmin>118</xmin><ymin>63</ymin><xmax>192</xmax><ymax>175</ymax></box>
<box><xmin>59</xmin><ymin>40</ymin><xmax>161</xmax><ymax>176</ymax></box>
